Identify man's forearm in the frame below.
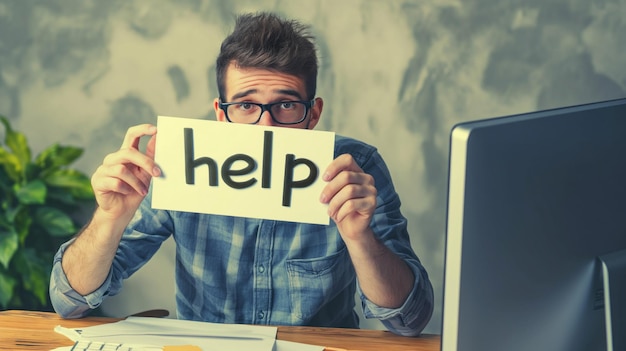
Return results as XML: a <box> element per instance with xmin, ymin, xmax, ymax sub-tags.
<box><xmin>344</xmin><ymin>229</ymin><xmax>415</xmax><ymax>309</ymax></box>
<box><xmin>61</xmin><ymin>207</ymin><xmax>129</xmax><ymax>296</ymax></box>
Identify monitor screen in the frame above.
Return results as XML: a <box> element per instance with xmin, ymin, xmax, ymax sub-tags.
<box><xmin>442</xmin><ymin>98</ymin><xmax>626</xmax><ymax>351</ymax></box>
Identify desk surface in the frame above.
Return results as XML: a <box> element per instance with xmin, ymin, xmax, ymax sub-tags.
<box><xmin>0</xmin><ymin>310</ymin><xmax>440</xmax><ymax>351</ymax></box>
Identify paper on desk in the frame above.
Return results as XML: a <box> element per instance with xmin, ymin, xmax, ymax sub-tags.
<box><xmin>54</xmin><ymin>317</ymin><xmax>277</xmax><ymax>351</ymax></box>
<box><xmin>274</xmin><ymin>340</ymin><xmax>324</xmax><ymax>351</ymax></box>
<box><xmin>51</xmin><ymin>340</ymin><xmax>324</xmax><ymax>351</ymax></box>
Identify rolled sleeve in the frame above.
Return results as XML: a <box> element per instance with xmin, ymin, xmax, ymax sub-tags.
<box><xmin>359</xmin><ymin>261</ymin><xmax>434</xmax><ymax>336</ymax></box>
<box><xmin>49</xmin><ymin>239</ymin><xmax>113</xmax><ymax>319</ymax></box>
<box><xmin>49</xmin><ymin>194</ymin><xmax>172</xmax><ymax>319</ymax></box>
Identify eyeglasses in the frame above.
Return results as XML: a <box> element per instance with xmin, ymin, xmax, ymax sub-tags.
<box><xmin>219</xmin><ymin>100</ymin><xmax>315</xmax><ymax>125</ymax></box>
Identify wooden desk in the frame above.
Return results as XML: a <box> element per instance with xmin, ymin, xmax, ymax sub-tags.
<box><xmin>0</xmin><ymin>310</ymin><xmax>440</xmax><ymax>351</ymax></box>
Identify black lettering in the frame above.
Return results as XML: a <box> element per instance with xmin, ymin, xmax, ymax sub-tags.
<box><xmin>222</xmin><ymin>154</ymin><xmax>257</xmax><ymax>189</ymax></box>
<box><xmin>184</xmin><ymin>128</ymin><xmax>218</xmax><ymax>186</ymax></box>
<box><xmin>261</xmin><ymin>130</ymin><xmax>273</xmax><ymax>188</ymax></box>
<box><xmin>282</xmin><ymin>154</ymin><xmax>318</xmax><ymax>207</ymax></box>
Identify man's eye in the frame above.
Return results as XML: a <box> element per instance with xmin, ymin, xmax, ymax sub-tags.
<box><xmin>231</xmin><ymin>103</ymin><xmax>258</xmax><ymax>115</ymax></box>
<box><xmin>280</xmin><ymin>102</ymin><xmax>295</xmax><ymax>109</ymax></box>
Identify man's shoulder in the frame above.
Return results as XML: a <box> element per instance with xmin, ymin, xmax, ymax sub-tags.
<box><xmin>334</xmin><ymin>134</ymin><xmax>377</xmax><ymax>161</ymax></box>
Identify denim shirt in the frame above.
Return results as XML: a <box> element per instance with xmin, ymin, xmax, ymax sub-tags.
<box><xmin>50</xmin><ymin>135</ymin><xmax>434</xmax><ymax>336</ymax></box>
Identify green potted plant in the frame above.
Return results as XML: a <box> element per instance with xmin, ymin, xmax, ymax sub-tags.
<box><xmin>0</xmin><ymin>116</ymin><xmax>94</xmax><ymax>311</ymax></box>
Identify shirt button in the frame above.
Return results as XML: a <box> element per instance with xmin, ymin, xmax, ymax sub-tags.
<box><xmin>257</xmin><ymin>311</ymin><xmax>265</xmax><ymax>319</ymax></box>
<box><xmin>257</xmin><ymin>265</ymin><xmax>265</xmax><ymax>273</ymax></box>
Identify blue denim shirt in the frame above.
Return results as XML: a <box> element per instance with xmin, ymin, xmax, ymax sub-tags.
<box><xmin>50</xmin><ymin>135</ymin><xmax>434</xmax><ymax>336</ymax></box>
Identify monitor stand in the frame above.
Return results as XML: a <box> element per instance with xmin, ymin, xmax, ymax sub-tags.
<box><xmin>599</xmin><ymin>249</ymin><xmax>626</xmax><ymax>351</ymax></box>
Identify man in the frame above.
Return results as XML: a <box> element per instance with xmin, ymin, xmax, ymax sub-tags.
<box><xmin>50</xmin><ymin>12</ymin><xmax>434</xmax><ymax>337</ymax></box>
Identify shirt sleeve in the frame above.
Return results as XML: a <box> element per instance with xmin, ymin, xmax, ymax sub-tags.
<box><xmin>340</xmin><ymin>138</ymin><xmax>435</xmax><ymax>336</ymax></box>
<box><xmin>49</xmin><ymin>238</ymin><xmax>115</xmax><ymax>318</ymax></box>
<box><xmin>358</xmin><ymin>261</ymin><xmax>434</xmax><ymax>336</ymax></box>
<box><xmin>49</xmin><ymin>192</ymin><xmax>172</xmax><ymax>318</ymax></box>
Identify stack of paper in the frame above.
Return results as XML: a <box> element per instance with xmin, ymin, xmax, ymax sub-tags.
<box><xmin>53</xmin><ymin>317</ymin><xmax>323</xmax><ymax>351</ymax></box>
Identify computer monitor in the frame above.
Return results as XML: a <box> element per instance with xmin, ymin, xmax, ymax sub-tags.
<box><xmin>442</xmin><ymin>98</ymin><xmax>626</xmax><ymax>351</ymax></box>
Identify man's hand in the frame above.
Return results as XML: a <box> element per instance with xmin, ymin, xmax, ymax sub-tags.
<box><xmin>92</xmin><ymin>124</ymin><xmax>160</xmax><ymax>220</ymax></box>
<box><xmin>63</xmin><ymin>124</ymin><xmax>161</xmax><ymax>296</ymax></box>
<box><xmin>320</xmin><ymin>153</ymin><xmax>377</xmax><ymax>241</ymax></box>
<box><xmin>320</xmin><ymin>153</ymin><xmax>414</xmax><ymax>308</ymax></box>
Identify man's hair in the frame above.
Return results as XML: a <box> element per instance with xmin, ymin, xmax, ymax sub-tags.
<box><xmin>216</xmin><ymin>12</ymin><xmax>318</xmax><ymax>100</ymax></box>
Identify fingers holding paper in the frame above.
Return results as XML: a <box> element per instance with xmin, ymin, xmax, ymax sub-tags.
<box><xmin>91</xmin><ymin>124</ymin><xmax>161</xmax><ymax>218</ymax></box>
<box><xmin>320</xmin><ymin>153</ymin><xmax>377</xmax><ymax>241</ymax></box>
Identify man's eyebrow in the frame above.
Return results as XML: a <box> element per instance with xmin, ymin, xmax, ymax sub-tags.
<box><xmin>231</xmin><ymin>89</ymin><xmax>257</xmax><ymax>101</ymax></box>
<box><xmin>230</xmin><ymin>89</ymin><xmax>304</xmax><ymax>101</ymax></box>
<box><xmin>276</xmin><ymin>89</ymin><xmax>303</xmax><ymax>100</ymax></box>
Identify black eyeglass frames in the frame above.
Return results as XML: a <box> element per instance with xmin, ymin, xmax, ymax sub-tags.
<box><xmin>218</xmin><ymin>100</ymin><xmax>315</xmax><ymax>125</ymax></box>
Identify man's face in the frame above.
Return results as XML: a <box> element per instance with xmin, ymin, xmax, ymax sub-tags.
<box><xmin>214</xmin><ymin>63</ymin><xmax>322</xmax><ymax>129</ymax></box>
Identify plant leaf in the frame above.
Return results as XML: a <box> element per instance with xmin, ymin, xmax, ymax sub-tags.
<box><xmin>35</xmin><ymin>144</ymin><xmax>83</xmax><ymax>170</ymax></box>
<box><xmin>0</xmin><ymin>116</ymin><xmax>31</xmax><ymax>170</ymax></box>
<box><xmin>0</xmin><ymin>147</ymin><xmax>22</xmax><ymax>182</ymax></box>
<box><xmin>69</xmin><ymin>185</ymin><xmax>95</xmax><ymax>200</ymax></box>
<box><xmin>35</xmin><ymin>207</ymin><xmax>76</xmax><ymax>237</ymax></box>
<box><xmin>14</xmin><ymin>179</ymin><xmax>47</xmax><ymax>204</ymax></box>
<box><xmin>15</xmin><ymin>248</ymin><xmax>49</xmax><ymax>306</ymax></box>
<box><xmin>0</xmin><ymin>270</ymin><xmax>17</xmax><ymax>309</ymax></box>
<box><xmin>13</xmin><ymin>209</ymin><xmax>32</xmax><ymax>245</ymax></box>
<box><xmin>46</xmin><ymin>187</ymin><xmax>77</xmax><ymax>205</ymax></box>
<box><xmin>1</xmin><ymin>204</ymin><xmax>21</xmax><ymax>225</ymax></box>
<box><xmin>44</xmin><ymin>169</ymin><xmax>93</xmax><ymax>194</ymax></box>
<box><xmin>44</xmin><ymin>168</ymin><xmax>95</xmax><ymax>202</ymax></box>
<box><xmin>0</xmin><ymin>228</ymin><xmax>18</xmax><ymax>269</ymax></box>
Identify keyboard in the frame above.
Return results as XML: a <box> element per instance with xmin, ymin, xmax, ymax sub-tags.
<box><xmin>70</xmin><ymin>340</ymin><xmax>162</xmax><ymax>351</ymax></box>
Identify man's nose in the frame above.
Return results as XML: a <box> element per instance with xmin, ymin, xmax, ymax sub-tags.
<box><xmin>257</xmin><ymin>110</ymin><xmax>275</xmax><ymax>126</ymax></box>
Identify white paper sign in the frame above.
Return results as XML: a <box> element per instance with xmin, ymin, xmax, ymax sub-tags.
<box><xmin>152</xmin><ymin>116</ymin><xmax>334</xmax><ymax>224</ymax></box>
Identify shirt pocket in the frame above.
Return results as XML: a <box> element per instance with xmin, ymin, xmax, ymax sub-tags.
<box><xmin>285</xmin><ymin>247</ymin><xmax>354</xmax><ymax>322</ymax></box>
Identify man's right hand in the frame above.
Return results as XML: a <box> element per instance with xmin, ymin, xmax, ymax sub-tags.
<box><xmin>92</xmin><ymin>124</ymin><xmax>161</xmax><ymax>221</ymax></box>
<box><xmin>62</xmin><ymin>124</ymin><xmax>160</xmax><ymax>296</ymax></box>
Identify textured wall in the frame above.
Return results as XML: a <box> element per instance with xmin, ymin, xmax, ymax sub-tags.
<box><xmin>1</xmin><ymin>0</ymin><xmax>624</xmax><ymax>334</ymax></box>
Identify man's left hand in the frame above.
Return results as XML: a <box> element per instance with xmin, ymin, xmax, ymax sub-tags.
<box><xmin>320</xmin><ymin>154</ymin><xmax>377</xmax><ymax>241</ymax></box>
